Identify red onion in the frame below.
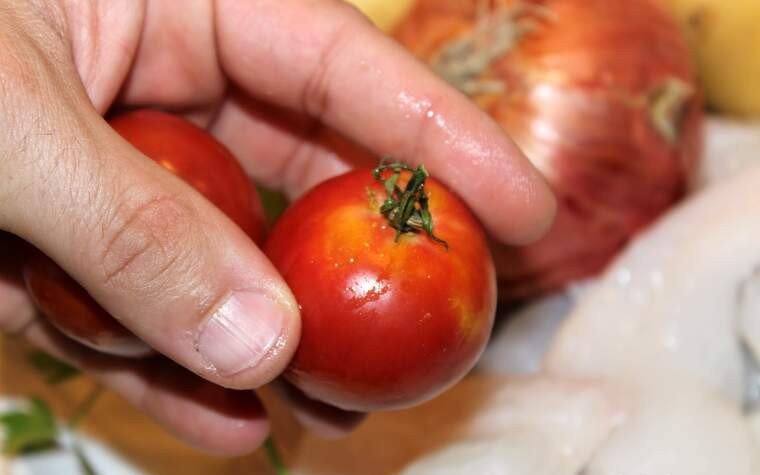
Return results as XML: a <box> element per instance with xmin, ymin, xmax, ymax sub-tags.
<box><xmin>395</xmin><ymin>0</ymin><xmax>703</xmax><ymax>300</ymax></box>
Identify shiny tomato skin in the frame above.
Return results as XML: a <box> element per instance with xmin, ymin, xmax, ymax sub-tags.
<box><xmin>265</xmin><ymin>169</ymin><xmax>497</xmax><ymax>411</ymax></box>
<box><xmin>108</xmin><ymin>110</ymin><xmax>266</xmax><ymax>244</ymax></box>
<box><xmin>23</xmin><ymin>109</ymin><xmax>266</xmax><ymax>357</ymax></box>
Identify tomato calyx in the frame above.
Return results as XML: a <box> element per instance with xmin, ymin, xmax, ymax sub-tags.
<box><xmin>373</xmin><ymin>161</ymin><xmax>448</xmax><ymax>248</ymax></box>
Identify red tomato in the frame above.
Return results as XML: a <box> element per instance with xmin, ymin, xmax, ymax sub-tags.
<box><xmin>265</xmin><ymin>165</ymin><xmax>496</xmax><ymax>411</ymax></box>
<box><xmin>23</xmin><ymin>110</ymin><xmax>266</xmax><ymax>357</ymax></box>
<box><xmin>109</xmin><ymin>110</ymin><xmax>266</xmax><ymax>243</ymax></box>
<box><xmin>23</xmin><ymin>251</ymin><xmax>150</xmax><ymax>356</ymax></box>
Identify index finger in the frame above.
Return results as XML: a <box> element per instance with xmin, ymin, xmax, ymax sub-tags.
<box><xmin>215</xmin><ymin>0</ymin><xmax>555</xmax><ymax>244</ymax></box>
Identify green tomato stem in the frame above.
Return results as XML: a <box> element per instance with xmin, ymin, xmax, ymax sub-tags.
<box><xmin>67</xmin><ymin>385</ymin><xmax>104</xmax><ymax>430</ymax></box>
<box><xmin>373</xmin><ymin>160</ymin><xmax>448</xmax><ymax>248</ymax></box>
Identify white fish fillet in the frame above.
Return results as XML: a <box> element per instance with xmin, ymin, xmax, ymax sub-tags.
<box><xmin>398</xmin><ymin>375</ymin><xmax>624</xmax><ymax>475</ymax></box>
<box><xmin>584</xmin><ymin>379</ymin><xmax>760</xmax><ymax>475</ymax></box>
<box><xmin>288</xmin><ymin>376</ymin><xmax>622</xmax><ymax>475</ymax></box>
<box><xmin>543</xmin><ymin>165</ymin><xmax>760</xmax><ymax>403</ymax></box>
<box><xmin>403</xmin><ymin>122</ymin><xmax>760</xmax><ymax>475</ymax></box>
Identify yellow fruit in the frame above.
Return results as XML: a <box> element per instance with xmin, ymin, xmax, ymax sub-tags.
<box><xmin>661</xmin><ymin>0</ymin><xmax>760</xmax><ymax>117</ymax></box>
<box><xmin>344</xmin><ymin>0</ymin><xmax>415</xmax><ymax>32</ymax></box>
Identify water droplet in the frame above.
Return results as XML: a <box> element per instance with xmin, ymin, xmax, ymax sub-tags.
<box><xmin>615</xmin><ymin>268</ymin><xmax>632</xmax><ymax>286</ymax></box>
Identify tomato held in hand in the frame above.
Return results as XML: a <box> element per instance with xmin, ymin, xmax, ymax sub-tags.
<box><xmin>23</xmin><ymin>110</ymin><xmax>266</xmax><ymax>357</ymax></box>
<box><xmin>266</xmin><ymin>164</ymin><xmax>496</xmax><ymax>411</ymax></box>
<box><xmin>108</xmin><ymin>110</ymin><xmax>266</xmax><ymax>243</ymax></box>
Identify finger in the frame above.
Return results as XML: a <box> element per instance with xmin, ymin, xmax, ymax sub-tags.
<box><xmin>61</xmin><ymin>0</ymin><xmax>145</xmax><ymax>113</ymax></box>
<box><xmin>115</xmin><ymin>0</ymin><xmax>225</xmax><ymax>109</ymax></box>
<box><xmin>19</xmin><ymin>319</ymin><xmax>269</xmax><ymax>456</ymax></box>
<box><xmin>63</xmin><ymin>1</ymin><xmax>227</xmax><ymax>119</ymax></box>
<box><xmin>211</xmin><ymin>91</ymin><xmax>377</xmax><ymax>198</ymax></box>
<box><xmin>215</xmin><ymin>0</ymin><xmax>556</xmax><ymax>244</ymax></box>
<box><xmin>269</xmin><ymin>379</ymin><xmax>366</xmax><ymax>439</ymax></box>
<box><xmin>0</xmin><ymin>26</ymin><xmax>299</xmax><ymax>390</ymax></box>
<box><xmin>0</xmin><ymin>233</ymin><xmax>36</xmax><ymax>334</ymax></box>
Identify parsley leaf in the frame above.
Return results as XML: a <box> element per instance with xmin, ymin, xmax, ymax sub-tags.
<box><xmin>0</xmin><ymin>398</ymin><xmax>58</xmax><ymax>455</ymax></box>
<box><xmin>27</xmin><ymin>351</ymin><xmax>80</xmax><ymax>385</ymax></box>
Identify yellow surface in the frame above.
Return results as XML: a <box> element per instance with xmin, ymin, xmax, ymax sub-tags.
<box><xmin>344</xmin><ymin>0</ymin><xmax>415</xmax><ymax>32</ymax></box>
<box><xmin>661</xmin><ymin>0</ymin><xmax>760</xmax><ymax>117</ymax></box>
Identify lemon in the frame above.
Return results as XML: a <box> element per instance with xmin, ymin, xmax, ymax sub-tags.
<box><xmin>661</xmin><ymin>0</ymin><xmax>760</xmax><ymax>117</ymax></box>
<box><xmin>344</xmin><ymin>0</ymin><xmax>416</xmax><ymax>32</ymax></box>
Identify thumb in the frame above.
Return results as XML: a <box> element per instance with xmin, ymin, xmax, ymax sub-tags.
<box><xmin>0</xmin><ymin>26</ymin><xmax>299</xmax><ymax>390</ymax></box>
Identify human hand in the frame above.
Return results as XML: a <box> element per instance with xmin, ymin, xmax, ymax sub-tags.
<box><xmin>0</xmin><ymin>0</ymin><xmax>555</xmax><ymax>455</ymax></box>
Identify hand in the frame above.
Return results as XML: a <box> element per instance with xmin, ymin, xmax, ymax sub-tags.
<box><xmin>0</xmin><ymin>0</ymin><xmax>555</xmax><ymax>455</ymax></box>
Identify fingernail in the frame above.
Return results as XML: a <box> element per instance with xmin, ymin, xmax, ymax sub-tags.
<box><xmin>197</xmin><ymin>291</ymin><xmax>284</xmax><ymax>376</ymax></box>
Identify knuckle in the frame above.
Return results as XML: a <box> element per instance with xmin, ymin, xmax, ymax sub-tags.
<box><xmin>98</xmin><ymin>193</ymin><xmax>203</xmax><ymax>297</ymax></box>
<box><xmin>300</xmin><ymin>20</ymin><xmax>356</xmax><ymax>118</ymax></box>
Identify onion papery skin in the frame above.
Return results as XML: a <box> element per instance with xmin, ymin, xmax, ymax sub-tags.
<box><xmin>395</xmin><ymin>0</ymin><xmax>703</xmax><ymax>300</ymax></box>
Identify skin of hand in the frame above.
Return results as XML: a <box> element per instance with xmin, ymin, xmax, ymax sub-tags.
<box><xmin>0</xmin><ymin>0</ymin><xmax>555</xmax><ymax>456</ymax></box>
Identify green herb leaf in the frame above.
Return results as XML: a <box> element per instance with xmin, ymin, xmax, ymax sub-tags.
<box><xmin>256</xmin><ymin>184</ymin><xmax>290</xmax><ymax>224</ymax></box>
<box><xmin>28</xmin><ymin>351</ymin><xmax>80</xmax><ymax>385</ymax></box>
<box><xmin>0</xmin><ymin>398</ymin><xmax>58</xmax><ymax>455</ymax></box>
